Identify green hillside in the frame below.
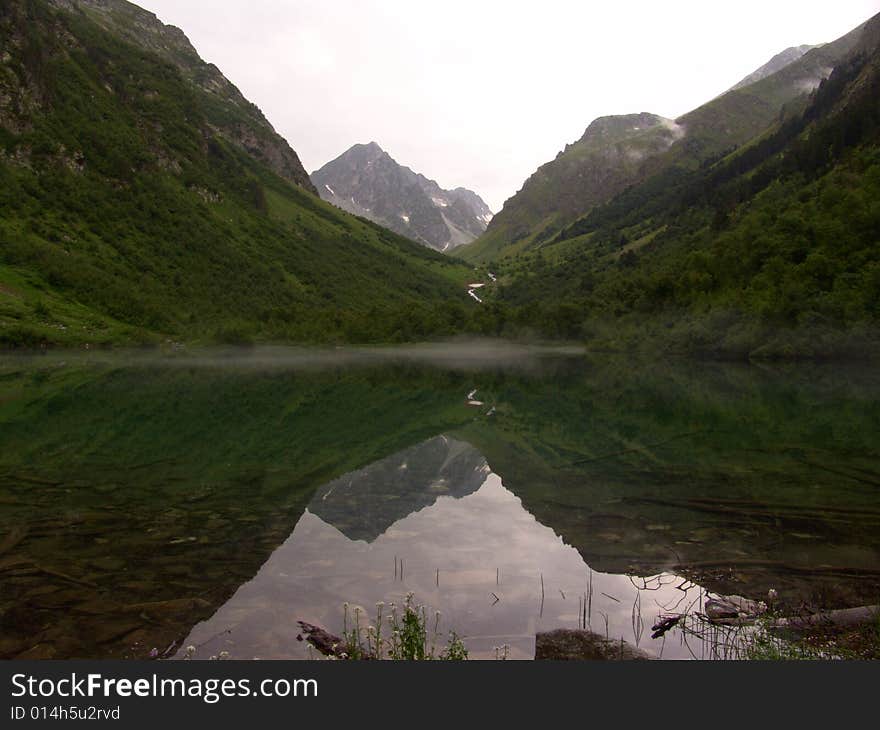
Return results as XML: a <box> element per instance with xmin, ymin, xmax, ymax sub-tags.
<box><xmin>463</xmin><ymin>113</ymin><xmax>683</xmax><ymax>261</ymax></box>
<box><xmin>489</xmin><ymin>16</ymin><xmax>880</xmax><ymax>359</ymax></box>
<box><xmin>0</xmin><ymin>0</ymin><xmax>473</xmax><ymax>347</ymax></box>
<box><xmin>2</xmin><ymin>0</ymin><xmax>877</xmax><ymax>358</ymax></box>
<box><xmin>461</xmin><ymin>19</ymin><xmax>867</xmax><ymax>264</ymax></box>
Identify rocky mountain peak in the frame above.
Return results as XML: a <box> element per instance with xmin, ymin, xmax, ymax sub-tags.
<box><xmin>582</xmin><ymin>112</ymin><xmax>668</xmax><ymax>139</ymax></box>
<box><xmin>730</xmin><ymin>44</ymin><xmax>822</xmax><ymax>91</ymax></box>
<box><xmin>311</xmin><ymin>143</ymin><xmax>492</xmax><ymax>252</ymax></box>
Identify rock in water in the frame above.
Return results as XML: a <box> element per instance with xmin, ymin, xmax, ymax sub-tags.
<box><xmin>705</xmin><ymin>595</ymin><xmax>768</xmax><ymax>623</ymax></box>
<box><xmin>296</xmin><ymin>621</ymin><xmax>344</xmax><ymax>658</ymax></box>
<box><xmin>534</xmin><ymin>629</ymin><xmax>651</xmax><ymax>660</ymax></box>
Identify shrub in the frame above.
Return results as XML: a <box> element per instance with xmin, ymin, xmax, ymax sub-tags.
<box><xmin>336</xmin><ymin>593</ymin><xmax>468</xmax><ymax>661</ymax></box>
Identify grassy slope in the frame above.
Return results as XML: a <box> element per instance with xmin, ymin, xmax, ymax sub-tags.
<box><xmin>0</xmin><ymin>0</ymin><xmax>472</xmax><ymax>347</ymax></box>
<box><xmin>460</xmin><ymin>20</ymin><xmax>867</xmax><ymax>264</ymax></box>
<box><xmin>462</xmin><ymin>115</ymin><xmax>680</xmax><ymax>262</ymax></box>
<box><xmin>484</xmin><ymin>17</ymin><xmax>880</xmax><ymax>358</ymax></box>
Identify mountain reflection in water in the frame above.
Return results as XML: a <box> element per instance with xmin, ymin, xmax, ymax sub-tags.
<box><xmin>1</xmin><ymin>348</ymin><xmax>879</xmax><ymax>660</ymax></box>
<box><xmin>181</xmin><ymin>436</ymin><xmax>705</xmax><ymax>660</ymax></box>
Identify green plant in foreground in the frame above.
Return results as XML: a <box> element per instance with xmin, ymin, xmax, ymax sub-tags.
<box><xmin>746</xmin><ymin>608</ymin><xmax>880</xmax><ymax>661</ymax></box>
<box><xmin>339</xmin><ymin>593</ymin><xmax>468</xmax><ymax>661</ymax></box>
<box><xmin>744</xmin><ymin>625</ymin><xmax>828</xmax><ymax>661</ymax></box>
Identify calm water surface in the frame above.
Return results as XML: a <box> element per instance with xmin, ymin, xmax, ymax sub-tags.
<box><xmin>1</xmin><ymin>345</ymin><xmax>879</xmax><ymax>660</ymax></box>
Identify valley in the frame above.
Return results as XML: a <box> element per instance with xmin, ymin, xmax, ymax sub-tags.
<box><xmin>0</xmin><ymin>1</ymin><xmax>879</xmax><ymax>667</ymax></box>
<box><xmin>1</xmin><ymin>1</ymin><xmax>877</xmax><ymax>360</ymax></box>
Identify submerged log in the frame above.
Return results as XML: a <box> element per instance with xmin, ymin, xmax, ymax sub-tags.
<box><xmin>122</xmin><ymin>597</ymin><xmax>212</xmax><ymax>616</ymax></box>
<box><xmin>0</xmin><ymin>525</ymin><xmax>27</xmax><ymax>556</ymax></box>
<box><xmin>1</xmin><ymin>562</ymin><xmax>99</xmax><ymax>589</ymax></box>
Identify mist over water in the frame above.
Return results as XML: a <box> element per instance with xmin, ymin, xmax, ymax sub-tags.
<box><xmin>4</xmin><ymin>341</ymin><xmax>587</xmax><ymax>373</ymax></box>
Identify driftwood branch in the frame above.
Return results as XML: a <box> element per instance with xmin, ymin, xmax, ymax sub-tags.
<box><xmin>772</xmin><ymin>605</ymin><xmax>880</xmax><ymax>632</ymax></box>
<box><xmin>651</xmin><ymin>615</ymin><xmax>681</xmax><ymax>639</ymax></box>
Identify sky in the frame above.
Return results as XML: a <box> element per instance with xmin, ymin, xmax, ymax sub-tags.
<box><xmin>135</xmin><ymin>0</ymin><xmax>879</xmax><ymax>212</ymax></box>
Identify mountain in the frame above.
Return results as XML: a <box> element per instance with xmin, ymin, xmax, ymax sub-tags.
<box><xmin>729</xmin><ymin>45</ymin><xmax>821</xmax><ymax>90</ymax></box>
<box><xmin>486</xmin><ymin>12</ymin><xmax>880</xmax><ymax>359</ymax></box>
<box><xmin>312</xmin><ymin>142</ymin><xmax>492</xmax><ymax>252</ymax></box>
<box><xmin>460</xmin><ymin>21</ymin><xmax>867</xmax><ymax>263</ymax></box>
<box><xmin>2</xmin><ymin>0</ymin><xmax>876</xmax><ymax>357</ymax></box>
<box><xmin>309</xmin><ymin>435</ymin><xmax>489</xmax><ymax>543</ymax></box>
<box><xmin>462</xmin><ymin>113</ymin><xmax>682</xmax><ymax>259</ymax></box>
<box><xmin>0</xmin><ymin>0</ymin><xmax>474</xmax><ymax>347</ymax></box>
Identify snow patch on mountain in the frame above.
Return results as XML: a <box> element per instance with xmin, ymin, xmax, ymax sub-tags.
<box><xmin>311</xmin><ymin>142</ymin><xmax>493</xmax><ymax>253</ymax></box>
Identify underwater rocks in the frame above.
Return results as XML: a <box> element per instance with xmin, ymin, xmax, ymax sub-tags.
<box><xmin>534</xmin><ymin>629</ymin><xmax>651</xmax><ymax>660</ymax></box>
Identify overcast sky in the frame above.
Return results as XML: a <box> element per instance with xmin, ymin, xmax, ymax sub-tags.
<box><xmin>136</xmin><ymin>0</ymin><xmax>879</xmax><ymax>211</ymax></box>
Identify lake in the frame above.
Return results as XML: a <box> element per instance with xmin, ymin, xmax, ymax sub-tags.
<box><xmin>1</xmin><ymin>344</ymin><xmax>879</xmax><ymax>660</ymax></box>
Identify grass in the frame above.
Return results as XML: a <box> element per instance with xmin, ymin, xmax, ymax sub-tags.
<box><xmin>311</xmin><ymin>594</ymin><xmax>469</xmax><ymax>661</ymax></box>
<box><xmin>0</xmin><ymin>264</ymin><xmax>153</xmax><ymax>346</ymax></box>
<box><xmin>744</xmin><ymin>622</ymin><xmax>836</xmax><ymax>660</ymax></box>
<box><xmin>684</xmin><ymin>610</ymin><xmax>880</xmax><ymax>660</ymax></box>
<box><xmin>756</xmin><ymin>609</ymin><xmax>880</xmax><ymax>660</ymax></box>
